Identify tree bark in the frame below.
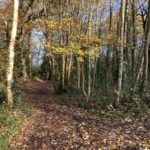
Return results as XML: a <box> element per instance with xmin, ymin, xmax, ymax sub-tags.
<box><xmin>116</xmin><ymin>0</ymin><xmax>125</xmax><ymax>105</ymax></box>
<box><xmin>7</xmin><ymin>0</ymin><xmax>19</xmax><ymax>104</ymax></box>
<box><xmin>87</xmin><ymin>0</ymin><xmax>93</xmax><ymax>102</ymax></box>
<box><xmin>131</xmin><ymin>0</ymin><xmax>136</xmax><ymax>85</ymax></box>
<box><xmin>28</xmin><ymin>32</ymin><xmax>32</xmax><ymax>78</ymax></box>
<box><xmin>142</xmin><ymin>0</ymin><xmax>150</xmax><ymax>94</ymax></box>
<box><xmin>77</xmin><ymin>58</ymin><xmax>81</xmax><ymax>90</ymax></box>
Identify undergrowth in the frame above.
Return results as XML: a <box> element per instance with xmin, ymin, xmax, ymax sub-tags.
<box><xmin>56</xmin><ymin>87</ymin><xmax>150</xmax><ymax>120</ymax></box>
<box><xmin>0</xmin><ymin>98</ymin><xmax>32</xmax><ymax>150</ymax></box>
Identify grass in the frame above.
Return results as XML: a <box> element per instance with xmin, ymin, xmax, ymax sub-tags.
<box><xmin>0</xmin><ymin>100</ymin><xmax>32</xmax><ymax>150</ymax></box>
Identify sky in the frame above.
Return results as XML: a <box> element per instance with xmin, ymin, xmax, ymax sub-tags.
<box><xmin>31</xmin><ymin>29</ymin><xmax>45</xmax><ymax>67</ymax></box>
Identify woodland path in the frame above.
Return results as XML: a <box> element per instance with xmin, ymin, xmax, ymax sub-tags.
<box><xmin>12</xmin><ymin>80</ymin><xmax>150</xmax><ymax>150</ymax></box>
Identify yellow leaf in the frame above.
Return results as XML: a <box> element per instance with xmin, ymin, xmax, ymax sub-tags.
<box><xmin>111</xmin><ymin>144</ymin><xmax>117</xmax><ymax>150</ymax></box>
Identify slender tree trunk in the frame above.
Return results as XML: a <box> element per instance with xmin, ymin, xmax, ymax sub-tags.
<box><xmin>29</xmin><ymin>32</ymin><xmax>32</xmax><ymax>78</ymax></box>
<box><xmin>67</xmin><ymin>54</ymin><xmax>72</xmax><ymax>84</ymax></box>
<box><xmin>77</xmin><ymin>58</ymin><xmax>81</xmax><ymax>89</ymax></box>
<box><xmin>59</xmin><ymin>0</ymin><xmax>65</xmax><ymax>92</ymax></box>
<box><xmin>131</xmin><ymin>0</ymin><xmax>136</xmax><ymax>85</ymax></box>
<box><xmin>92</xmin><ymin>58</ymin><xmax>97</xmax><ymax>91</ymax></box>
<box><xmin>95</xmin><ymin>0</ymin><xmax>99</xmax><ymax>35</ymax></box>
<box><xmin>50</xmin><ymin>58</ymin><xmax>57</xmax><ymax>92</ymax></box>
<box><xmin>142</xmin><ymin>0</ymin><xmax>150</xmax><ymax>94</ymax></box>
<box><xmin>4</xmin><ymin>20</ymin><xmax>10</xmax><ymax>47</ymax></box>
<box><xmin>81</xmin><ymin>64</ymin><xmax>88</xmax><ymax>101</ymax></box>
<box><xmin>124</xmin><ymin>0</ymin><xmax>129</xmax><ymax>84</ymax></box>
<box><xmin>61</xmin><ymin>54</ymin><xmax>65</xmax><ymax>89</ymax></box>
<box><xmin>21</xmin><ymin>32</ymin><xmax>30</xmax><ymax>80</ymax></box>
<box><xmin>133</xmin><ymin>56</ymin><xmax>144</xmax><ymax>91</ymax></box>
<box><xmin>87</xmin><ymin>0</ymin><xmax>93</xmax><ymax>102</ymax></box>
<box><xmin>106</xmin><ymin>0</ymin><xmax>114</xmax><ymax>87</ymax></box>
<box><xmin>21</xmin><ymin>47</ymin><xmax>28</xmax><ymax>80</ymax></box>
<box><xmin>7</xmin><ymin>0</ymin><xmax>19</xmax><ymax>104</ymax></box>
<box><xmin>109</xmin><ymin>0</ymin><xmax>113</xmax><ymax>31</ymax></box>
<box><xmin>116</xmin><ymin>0</ymin><xmax>125</xmax><ymax>105</ymax></box>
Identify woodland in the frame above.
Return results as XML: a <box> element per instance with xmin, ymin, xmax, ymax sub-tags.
<box><xmin>0</xmin><ymin>0</ymin><xmax>150</xmax><ymax>149</ymax></box>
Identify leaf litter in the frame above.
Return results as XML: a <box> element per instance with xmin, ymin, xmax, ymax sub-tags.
<box><xmin>10</xmin><ymin>80</ymin><xmax>150</xmax><ymax>150</ymax></box>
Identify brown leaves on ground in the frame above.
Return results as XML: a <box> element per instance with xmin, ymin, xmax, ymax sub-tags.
<box><xmin>11</xmin><ymin>80</ymin><xmax>150</xmax><ymax>150</ymax></box>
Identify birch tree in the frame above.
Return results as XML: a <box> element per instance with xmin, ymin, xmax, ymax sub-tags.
<box><xmin>7</xmin><ymin>0</ymin><xmax>19</xmax><ymax>104</ymax></box>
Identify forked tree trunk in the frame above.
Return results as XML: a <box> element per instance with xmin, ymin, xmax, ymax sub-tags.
<box><xmin>7</xmin><ymin>0</ymin><xmax>19</xmax><ymax>104</ymax></box>
<box><xmin>116</xmin><ymin>0</ymin><xmax>125</xmax><ymax>105</ymax></box>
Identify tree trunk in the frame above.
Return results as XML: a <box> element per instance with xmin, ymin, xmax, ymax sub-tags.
<box><xmin>61</xmin><ymin>54</ymin><xmax>65</xmax><ymax>89</ymax></box>
<box><xmin>7</xmin><ymin>0</ymin><xmax>19</xmax><ymax>104</ymax></box>
<box><xmin>67</xmin><ymin>54</ymin><xmax>72</xmax><ymax>84</ymax></box>
<box><xmin>109</xmin><ymin>0</ymin><xmax>113</xmax><ymax>31</ymax></box>
<box><xmin>87</xmin><ymin>0</ymin><xmax>93</xmax><ymax>102</ymax></box>
<box><xmin>116</xmin><ymin>0</ymin><xmax>125</xmax><ymax>105</ymax></box>
<box><xmin>106</xmin><ymin>0</ymin><xmax>114</xmax><ymax>87</ymax></box>
<box><xmin>95</xmin><ymin>0</ymin><xmax>100</xmax><ymax>35</ymax></box>
<box><xmin>131</xmin><ymin>0</ymin><xmax>136</xmax><ymax>85</ymax></box>
<box><xmin>77</xmin><ymin>59</ymin><xmax>81</xmax><ymax>90</ymax></box>
<box><xmin>28</xmin><ymin>32</ymin><xmax>32</xmax><ymax>78</ymax></box>
<box><xmin>142</xmin><ymin>0</ymin><xmax>150</xmax><ymax>94</ymax></box>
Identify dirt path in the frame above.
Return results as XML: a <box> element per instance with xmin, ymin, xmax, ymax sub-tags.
<box><xmin>12</xmin><ymin>80</ymin><xmax>150</xmax><ymax>150</ymax></box>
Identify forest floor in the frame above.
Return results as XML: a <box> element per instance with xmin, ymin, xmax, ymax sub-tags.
<box><xmin>10</xmin><ymin>79</ymin><xmax>150</xmax><ymax>150</ymax></box>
